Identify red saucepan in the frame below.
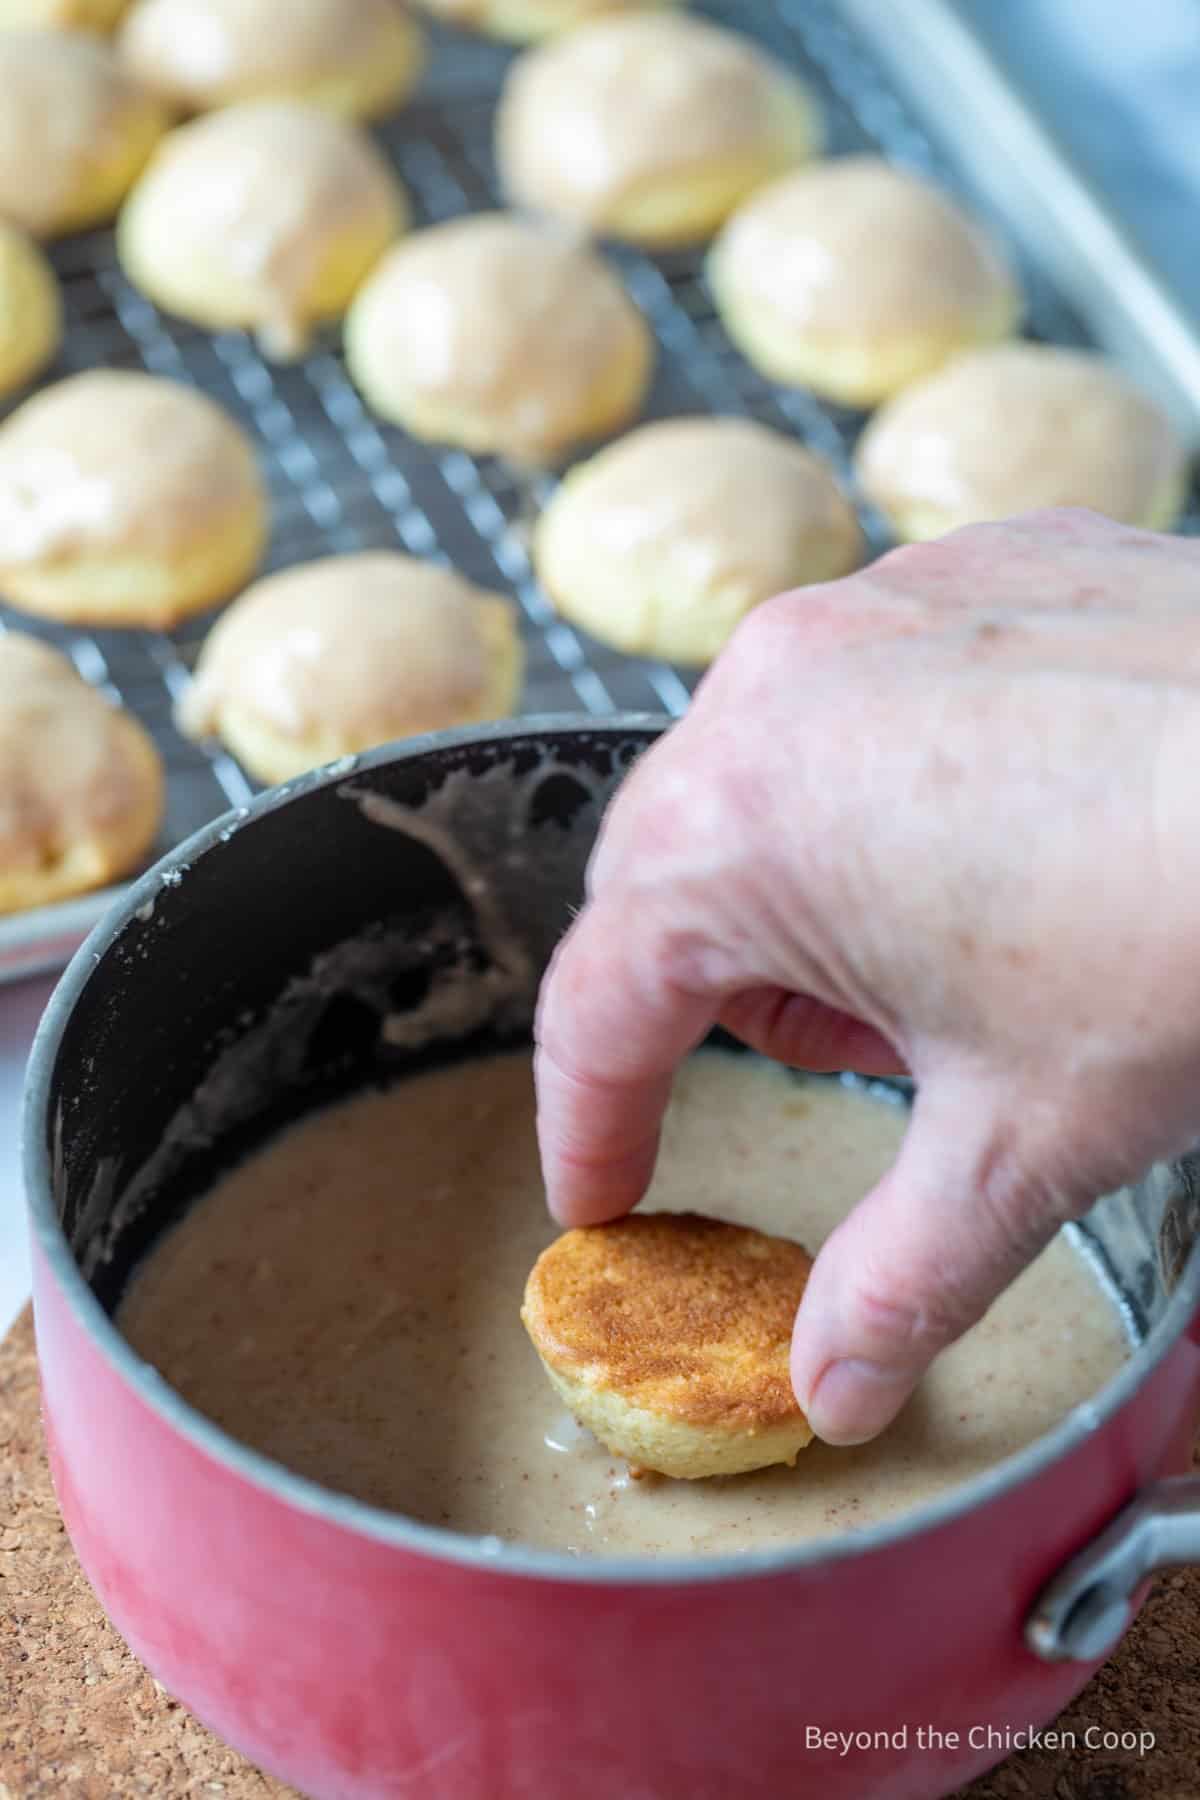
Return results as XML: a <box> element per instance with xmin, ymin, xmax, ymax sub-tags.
<box><xmin>23</xmin><ymin>718</ymin><xmax>1200</xmax><ymax>1800</ymax></box>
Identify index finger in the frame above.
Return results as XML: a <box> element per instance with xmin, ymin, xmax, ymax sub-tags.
<box><xmin>534</xmin><ymin>891</ymin><xmax>719</xmax><ymax>1226</ymax></box>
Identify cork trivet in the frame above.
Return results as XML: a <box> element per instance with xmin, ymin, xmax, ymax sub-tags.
<box><xmin>3</xmin><ymin>1304</ymin><xmax>1199</xmax><ymax>1800</ymax></box>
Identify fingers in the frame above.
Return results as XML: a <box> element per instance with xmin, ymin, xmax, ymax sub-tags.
<box><xmin>791</xmin><ymin>1068</ymin><xmax>1069</xmax><ymax>1445</ymax></box>
<box><xmin>717</xmin><ymin>987</ymin><xmax>907</xmax><ymax>1078</ymax></box>
<box><xmin>534</xmin><ymin>583</ymin><xmax>917</xmax><ymax>1232</ymax></box>
<box><xmin>534</xmin><ymin>894</ymin><xmax>723</xmax><ymax>1226</ymax></box>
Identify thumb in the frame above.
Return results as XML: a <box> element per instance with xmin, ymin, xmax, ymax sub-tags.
<box><xmin>791</xmin><ymin>1069</ymin><xmax>1074</xmax><ymax>1446</ymax></box>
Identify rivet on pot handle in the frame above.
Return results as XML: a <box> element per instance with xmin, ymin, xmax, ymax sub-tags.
<box><xmin>1026</xmin><ymin>1476</ymin><xmax>1200</xmax><ymax>1662</ymax></box>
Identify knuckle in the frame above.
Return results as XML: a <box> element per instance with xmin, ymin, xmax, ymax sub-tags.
<box><xmin>586</xmin><ymin>766</ymin><xmax>667</xmax><ymax>893</ymax></box>
<box><xmin>593</xmin><ymin>728</ymin><xmax>760</xmax><ymax>893</ymax></box>
<box><xmin>972</xmin><ymin>1132</ymin><xmax>1069</xmax><ymax>1261</ymax></box>
<box><xmin>849</xmin><ymin>1270</ymin><xmax>981</xmax><ymax>1360</ymax></box>
<box><xmin>1013</xmin><ymin>504</ymin><xmax>1112</xmax><ymax>536</ymax></box>
<box><xmin>726</xmin><ymin>587</ymin><xmax>823</xmax><ymax>662</ymax></box>
<box><xmin>642</xmin><ymin>912</ymin><xmax>740</xmax><ymax>1002</ymax></box>
<box><xmin>872</xmin><ymin>536</ymin><xmax>963</xmax><ymax>582</ymax></box>
<box><xmin>533</xmin><ymin>1029</ymin><xmax>610</xmax><ymax>1100</ymax></box>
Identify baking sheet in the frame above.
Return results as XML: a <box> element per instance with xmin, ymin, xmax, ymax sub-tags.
<box><xmin>2</xmin><ymin>0</ymin><xmax>1198</xmax><ymax>983</ymax></box>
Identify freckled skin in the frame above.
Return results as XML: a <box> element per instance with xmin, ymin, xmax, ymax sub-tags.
<box><xmin>534</xmin><ymin>508</ymin><xmax>1200</xmax><ymax>1445</ymax></box>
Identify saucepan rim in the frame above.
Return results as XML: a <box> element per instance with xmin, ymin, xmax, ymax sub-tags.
<box><xmin>23</xmin><ymin>714</ymin><xmax>1200</xmax><ymax>1587</ymax></box>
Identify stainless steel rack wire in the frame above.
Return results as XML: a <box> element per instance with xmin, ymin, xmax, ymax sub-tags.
<box><xmin>2</xmin><ymin>0</ymin><xmax>1198</xmax><ymax>979</ymax></box>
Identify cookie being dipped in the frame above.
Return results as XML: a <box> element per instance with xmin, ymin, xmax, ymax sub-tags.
<box><xmin>522</xmin><ymin>1211</ymin><xmax>815</xmax><ymax>1479</ymax></box>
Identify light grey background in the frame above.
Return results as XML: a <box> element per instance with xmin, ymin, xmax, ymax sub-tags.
<box><xmin>957</xmin><ymin>0</ymin><xmax>1200</xmax><ymax>324</ymax></box>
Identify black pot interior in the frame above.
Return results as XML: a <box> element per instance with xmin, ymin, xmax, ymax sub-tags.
<box><xmin>41</xmin><ymin>723</ymin><xmax>655</xmax><ymax>1315</ymax></box>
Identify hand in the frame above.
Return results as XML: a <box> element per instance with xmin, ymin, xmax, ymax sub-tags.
<box><xmin>534</xmin><ymin>509</ymin><xmax>1200</xmax><ymax>1445</ymax></box>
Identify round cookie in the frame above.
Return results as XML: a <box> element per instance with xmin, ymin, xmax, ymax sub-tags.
<box><xmin>118</xmin><ymin>0</ymin><xmax>425</xmax><ymax>121</ymax></box>
<box><xmin>495</xmin><ymin>13</ymin><xmax>822</xmax><ymax>248</ymax></box>
<box><xmin>415</xmin><ymin>0</ymin><xmax>680</xmax><ymax>44</ymax></box>
<box><xmin>0</xmin><ymin>30</ymin><xmax>167</xmax><ymax>238</ymax></box>
<box><xmin>177</xmin><ymin>552</ymin><xmax>524</xmax><ymax>783</ymax></box>
<box><xmin>0</xmin><ymin>370</ymin><xmax>269</xmax><ymax>628</ymax></box>
<box><xmin>0</xmin><ymin>222</ymin><xmax>61</xmax><ymax>397</ymax></box>
<box><xmin>856</xmin><ymin>343</ymin><xmax>1190</xmax><ymax>542</ymax></box>
<box><xmin>533</xmin><ymin>416</ymin><xmax>864</xmax><ymax>665</ymax></box>
<box><xmin>709</xmin><ymin>155</ymin><xmax>1022</xmax><ymax>409</ymax></box>
<box><xmin>522</xmin><ymin>1212</ymin><xmax>816</xmax><ymax>1480</ymax></box>
<box><xmin>345</xmin><ymin>214</ymin><xmax>653</xmax><ymax>464</ymax></box>
<box><xmin>0</xmin><ymin>632</ymin><xmax>164</xmax><ymax>914</ymax></box>
<box><xmin>0</xmin><ymin>1</ymin><xmax>131</xmax><ymax>31</ymax></box>
<box><xmin>117</xmin><ymin>99</ymin><xmax>408</xmax><ymax>357</ymax></box>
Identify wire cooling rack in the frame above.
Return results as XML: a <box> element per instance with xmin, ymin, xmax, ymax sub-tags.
<box><xmin>3</xmin><ymin>0</ymin><xmax>1199</xmax><ymax>978</ymax></box>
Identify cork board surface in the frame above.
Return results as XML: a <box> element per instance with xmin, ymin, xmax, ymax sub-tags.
<box><xmin>3</xmin><ymin>1303</ymin><xmax>1199</xmax><ymax>1800</ymax></box>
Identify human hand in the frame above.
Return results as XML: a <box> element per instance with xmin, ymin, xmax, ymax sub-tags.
<box><xmin>535</xmin><ymin>509</ymin><xmax>1200</xmax><ymax>1445</ymax></box>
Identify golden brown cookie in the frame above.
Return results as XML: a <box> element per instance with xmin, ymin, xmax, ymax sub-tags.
<box><xmin>0</xmin><ymin>632</ymin><xmax>164</xmax><ymax>913</ymax></box>
<box><xmin>522</xmin><ymin>1211</ymin><xmax>816</xmax><ymax>1479</ymax></box>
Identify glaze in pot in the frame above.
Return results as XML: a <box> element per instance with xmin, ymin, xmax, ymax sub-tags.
<box><xmin>24</xmin><ymin>718</ymin><xmax>1200</xmax><ymax>1800</ymax></box>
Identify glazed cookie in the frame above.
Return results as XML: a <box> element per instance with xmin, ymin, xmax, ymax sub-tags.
<box><xmin>345</xmin><ymin>214</ymin><xmax>653</xmax><ymax>464</ymax></box>
<box><xmin>117</xmin><ymin>99</ymin><xmax>408</xmax><ymax>356</ymax></box>
<box><xmin>0</xmin><ymin>632</ymin><xmax>164</xmax><ymax>914</ymax></box>
<box><xmin>0</xmin><ymin>0</ymin><xmax>131</xmax><ymax>32</ymax></box>
<box><xmin>856</xmin><ymin>343</ymin><xmax>1190</xmax><ymax>542</ymax></box>
<box><xmin>0</xmin><ymin>222</ymin><xmax>61</xmax><ymax>397</ymax></box>
<box><xmin>523</xmin><ymin>1212</ymin><xmax>816</xmax><ymax>1480</ymax></box>
<box><xmin>709</xmin><ymin>156</ymin><xmax>1022</xmax><ymax>408</ymax></box>
<box><xmin>495</xmin><ymin>13</ymin><xmax>822</xmax><ymax>247</ymax></box>
<box><xmin>414</xmin><ymin>0</ymin><xmax>680</xmax><ymax>44</ymax></box>
<box><xmin>0</xmin><ymin>371</ymin><xmax>269</xmax><ymax>628</ymax></box>
<box><xmin>177</xmin><ymin>552</ymin><xmax>524</xmax><ymax>783</ymax></box>
<box><xmin>533</xmin><ymin>416</ymin><xmax>863</xmax><ymax>665</ymax></box>
<box><xmin>118</xmin><ymin>0</ymin><xmax>425</xmax><ymax>121</ymax></box>
<box><xmin>0</xmin><ymin>30</ymin><xmax>167</xmax><ymax>237</ymax></box>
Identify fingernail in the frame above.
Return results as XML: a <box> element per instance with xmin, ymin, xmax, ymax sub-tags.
<box><xmin>805</xmin><ymin>1358</ymin><xmax>915</xmax><ymax>1446</ymax></box>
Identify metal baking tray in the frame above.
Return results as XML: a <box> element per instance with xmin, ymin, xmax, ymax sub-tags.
<box><xmin>2</xmin><ymin>0</ymin><xmax>1198</xmax><ymax>984</ymax></box>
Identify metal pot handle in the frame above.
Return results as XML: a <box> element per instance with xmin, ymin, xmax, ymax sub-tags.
<box><xmin>1026</xmin><ymin>1475</ymin><xmax>1200</xmax><ymax>1661</ymax></box>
